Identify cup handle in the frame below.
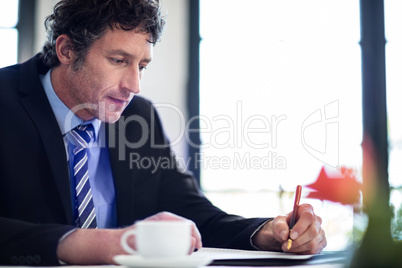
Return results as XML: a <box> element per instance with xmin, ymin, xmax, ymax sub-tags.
<box><xmin>120</xmin><ymin>229</ymin><xmax>138</xmax><ymax>254</ymax></box>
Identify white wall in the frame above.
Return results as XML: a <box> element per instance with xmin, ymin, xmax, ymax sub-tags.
<box><xmin>141</xmin><ymin>0</ymin><xmax>189</xmax><ymax>159</ymax></box>
<box><xmin>34</xmin><ymin>0</ymin><xmax>58</xmax><ymax>53</ymax></box>
<box><xmin>34</xmin><ymin>0</ymin><xmax>189</xmax><ymax>159</ymax></box>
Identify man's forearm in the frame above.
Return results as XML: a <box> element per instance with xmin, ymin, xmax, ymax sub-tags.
<box><xmin>56</xmin><ymin>228</ymin><xmax>128</xmax><ymax>264</ymax></box>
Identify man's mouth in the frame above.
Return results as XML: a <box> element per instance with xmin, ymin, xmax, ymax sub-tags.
<box><xmin>108</xmin><ymin>96</ymin><xmax>130</xmax><ymax>105</ymax></box>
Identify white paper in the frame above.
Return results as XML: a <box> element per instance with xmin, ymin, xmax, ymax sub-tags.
<box><xmin>192</xmin><ymin>247</ymin><xmax>315</xmax><ymax>260</ymax></box>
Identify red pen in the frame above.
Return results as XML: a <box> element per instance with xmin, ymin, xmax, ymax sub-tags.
<box><xmin>287</xmin><ymin>185</ymin><xmax>302</xmax><ymax>250</ymax></box>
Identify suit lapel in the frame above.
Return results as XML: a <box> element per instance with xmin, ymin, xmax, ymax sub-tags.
<box><xmin>19</xmin><ymin>56</ymin><xmax>73</xmax><ymax>224</ymax></box>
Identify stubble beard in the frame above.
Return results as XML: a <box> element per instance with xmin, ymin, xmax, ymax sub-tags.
<box><xmin>66</xmin><ymin>64</ymin><xmax>102</xmax><ymax>121</ymax></box>
<box><xmin>67</xmin><ymin>61</ymin><xmax>130</xmax><ymax>123</ymax></box>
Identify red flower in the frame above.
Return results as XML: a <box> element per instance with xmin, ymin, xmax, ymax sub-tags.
<box><xmin>305</xmin><ymin>166</ymin><xmax>362</xmax><ymax>205</ymax></box>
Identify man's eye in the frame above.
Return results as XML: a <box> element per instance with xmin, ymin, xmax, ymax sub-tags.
<box><xmin>111</xmin><ymin>58</ymin><xmax>124</xmax><ymax>64</ymax></box>
<box><xmin>139</xmin><ymin>66</ymin><xmax>148</xmax><ymax>72</ymax></box>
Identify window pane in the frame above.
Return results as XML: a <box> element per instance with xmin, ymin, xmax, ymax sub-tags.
<box><xmin>385</xmin><ymin>0</ymin><xmax>402</xmax><ymax>189</ymax></box>
<box><xmin>200</xmin><ymin>0</ymin><xmax>361</xmax><ymax>192</ymax></box>
<box><xmin>385</xmin><ymin>0</ymin><xmax>402</xmax><ymax>241</ymax></box>
<box><xmin>0</xmin><ymin>0</ymin><xmax>19</xmax><ymax>27</ymax></box>
<box><xmin>200</xmin><ymin>0</ymin><xmax>362</xmax><ymax>250</ymax></box>
<box><xmin>0</xmin><ymin>29</ymin><xmax>18</xmax><ymax>68</ymax></box>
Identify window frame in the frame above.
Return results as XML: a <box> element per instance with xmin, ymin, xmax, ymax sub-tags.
<box><xmin>16</xmin><ymin>0</ymin><xmax>36</xmax><ymax>62</ymax></box>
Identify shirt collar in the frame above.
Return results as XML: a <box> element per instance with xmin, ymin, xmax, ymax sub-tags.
<box><xmin>40</xmin><ymin>68</ymin><xmax>101</xmax><ymax>140</ymax></box>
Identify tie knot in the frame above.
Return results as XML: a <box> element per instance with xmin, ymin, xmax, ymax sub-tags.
<box><xmin>70</xmin><ymin>124</ymin><xmax>95</xmax><ymax>148</ymax></box>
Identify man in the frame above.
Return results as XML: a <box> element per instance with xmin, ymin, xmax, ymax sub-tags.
<box><xmin>0</xmin><ymin>0</ymin><xmax>326</xmax><ymax>265</ymax></box>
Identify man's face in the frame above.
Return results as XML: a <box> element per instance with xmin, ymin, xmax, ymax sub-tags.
<box><xmin>64</xmin><ymin>27</ymin><xmax>153</xmax><ymax>123</ymax></box>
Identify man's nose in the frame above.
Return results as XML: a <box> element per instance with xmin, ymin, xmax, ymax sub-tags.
<box><xmin>121</xmin><ymin>67</ymin><xmax>141</xmax><ymax>94</ymax></box>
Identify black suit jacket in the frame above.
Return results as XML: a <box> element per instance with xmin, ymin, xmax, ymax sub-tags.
<box><xmin>0</xmin><ymin>55</ymin><xmax>269</xmax><ymax>265</ymax></box>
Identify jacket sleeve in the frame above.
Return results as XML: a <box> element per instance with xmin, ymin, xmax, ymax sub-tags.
<box><xmin>0</xmin><ymin>217</ymin><xmax>75</xmax><ymax>266</ymax></box>
<box><xmin>157</xmin><ymin>161</ymin><xmax>272</xmax><ymax>250</ymax></box>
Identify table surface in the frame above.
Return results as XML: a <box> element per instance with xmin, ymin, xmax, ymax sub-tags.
<box><xmin>0</xmin><ymin>249</ymin><xmax>348</xmax><ymax>268</ymax></box>
<box><xmin>0</xmin><ymin>265</ymin><xmax>346</xmax><ymax>268</ymax></box>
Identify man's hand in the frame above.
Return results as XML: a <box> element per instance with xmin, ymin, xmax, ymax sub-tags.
<box><xmin>56</xmin><ymin>211</ymin><xmax>202</xmax><ymax>264</ymax></box>
<box><xmin>252</xmin><ymin>204</ymin><xmax>326</xmax><ymax>254</ymax></box>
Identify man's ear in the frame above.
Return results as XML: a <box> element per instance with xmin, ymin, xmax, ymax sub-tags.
<box><xmin>55</xmin><ymin>34</ymin><xmax>75</xmax><ymax>65</ymax></box>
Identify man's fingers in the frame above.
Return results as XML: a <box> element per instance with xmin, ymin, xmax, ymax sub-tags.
<box><xmin>272</xmin><ymin>215</ymin><xmax>290</xmax><ymax>242</ymax></box>
<box><xmin>190</xmin><ymin>222</ymin><xmax>203</xmax><ymax>249</ymax></box>
<box><xmin>283</xmin><ymin>214</ymin><xmax>326</xmax><ymax>254</ymax></box>
<box><xmin>144</xmin><ymin>211</ymin><xmax>183</xmax><ymax>221</ymax></box>
<box><xmin>287</xmin><ymin>217</ymin><xmax>321</xmax><ymax>248</ymax></box>
<box><xmin>188</xmin><ymin>237</ymin><xmax>196</xmax><ymax>254</ymax></box>
<box><xmin>283</xmin><ymin>228</ymin><xmax>327</xmax><ymax>254</ymax></box>
<box><xmin>290</xmin><ymin>204</ymin><xmax>315</xmax><ymax>240</ymax></box>
<box><xmin>300</xmin><ymin>216</ymin><xmax>320</xmax><ymax>242</ymax></box>
<box><xmin>316</xmin><ymin>215</ymin><xmax>322</xmax><ymax>224</ymax></box>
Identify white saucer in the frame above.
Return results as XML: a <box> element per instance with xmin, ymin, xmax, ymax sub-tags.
<box><xmin>113</xmin><ymin>255</ymin><xmax>213</xmax><ymax>268</ymax></box>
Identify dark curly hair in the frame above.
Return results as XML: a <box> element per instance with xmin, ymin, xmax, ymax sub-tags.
<box><xmin>40</xmin><ymin>0</ymin><xmax>165</xmax><ymax>68</ymax></box>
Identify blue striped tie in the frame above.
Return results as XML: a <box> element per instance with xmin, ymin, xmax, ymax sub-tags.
<box><xmin>70</xmin><ymin>124</ymin><xmax>97</xmax><ymax>229</ymax></box>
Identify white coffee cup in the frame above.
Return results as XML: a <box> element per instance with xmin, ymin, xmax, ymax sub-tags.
<box><xmin>120</xmin><ymin>220</ymin><xmax>192</xmax><ymax>258</ymax></box>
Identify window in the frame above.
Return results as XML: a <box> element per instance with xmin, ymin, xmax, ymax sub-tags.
<box><xmin>0</xmin><ymin>0</ymin><xmax>19</xmax><ymax>68</ymax></box>
<box><xmin>199</xmin><ymin>0</ymin><xmax>362</xmax><ymax>250</ymax></box>
<box><xmin>385</xmin><ymin>0</ymin><xmax>402</xmax><ymax>240</ymax></box>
